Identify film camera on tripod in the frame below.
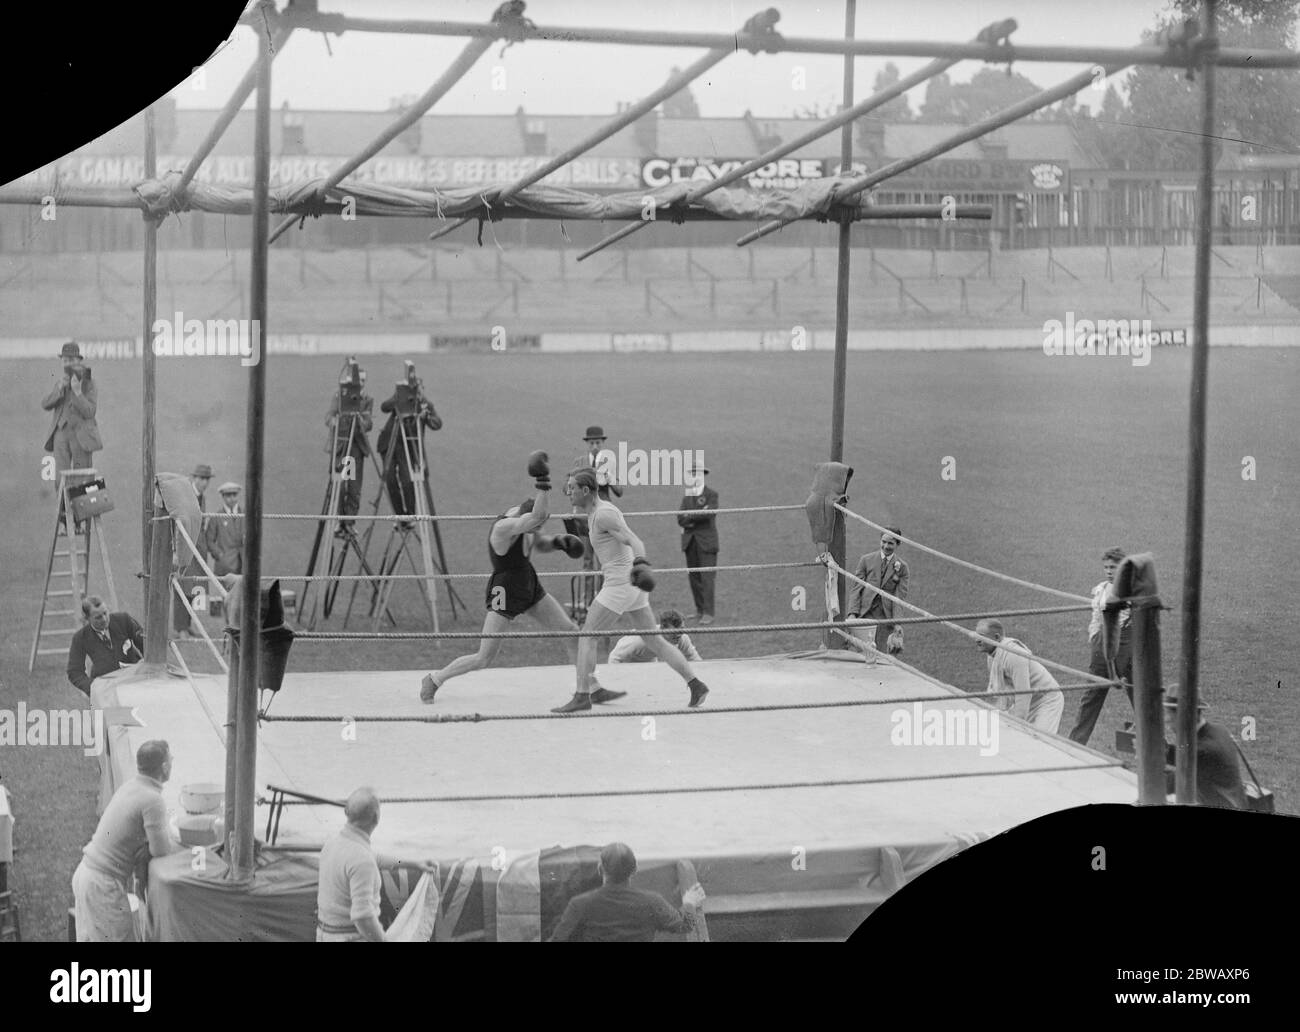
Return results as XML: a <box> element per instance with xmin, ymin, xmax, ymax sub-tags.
<box><xmin>325</xmin><ymin>356</ymin><xmax>375</xmax><ymax>533</ymax></box>
<box><xmin>377</xmin><ymin>360</ymin><xmax>442</xmax><ymax>520</ymax></box>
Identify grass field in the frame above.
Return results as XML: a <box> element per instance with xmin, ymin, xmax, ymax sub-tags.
<box><xmin>3</xmin><ymin>344</ymin><xmax>1297</xmax><ymax>940</ymax></box>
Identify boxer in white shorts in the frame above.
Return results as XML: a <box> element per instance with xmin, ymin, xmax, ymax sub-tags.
<box><xmin>552</xmin><ymin>467</ymin><xmax>710</xmax><ymax>713</ymax></box>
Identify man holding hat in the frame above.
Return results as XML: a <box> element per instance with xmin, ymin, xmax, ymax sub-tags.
<box><xmin>1163</xmin><ymin>695</ymin><xmax>1247</xmax><ymax>810</ymax></box>
<box><xmin>849</xmin><ymin>528</ymin><xmax>910</xmax><ymax>656</ymax></box>
<box><xmin>206</xmin><ymin>482</ymin><xmax>244</xmax><ymax>577</ymax></box>
<box><xmin>41</xmin><ymin>341</ymin><xmax>103</xmax><ymax>500</ymax></box>
<box><xmin>677</xmin><ymin>462</ymin><xmax>719</xmax><ymax>624</ymax></box>
<box><xmin>175</xmin><ymin>463</ymin><xmax>215</xmax><ymax>636</ymax></box>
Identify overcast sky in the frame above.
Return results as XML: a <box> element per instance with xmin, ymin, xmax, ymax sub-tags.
<box><xmin>177</xmin><ymin>0</ymin><xmax>1172</xmax><ymax>117</ymax></box>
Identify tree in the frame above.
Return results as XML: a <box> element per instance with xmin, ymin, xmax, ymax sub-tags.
<box><xmin>918</xmin><ymin>72</ymin><xmax>963</xmax><ymax>122</ymax></box>
<box><xmin>1097</xmin><ymin>1</ymin><xmax>1300</xmax><ymax>168</ymax></box>
<box><xmin>870</xmin><ymin>63</ymin><xmax>913</xmax><ymax>122</ymax></box>
<box><xmin>959</xmin><ymin>67</ymin><xmax>1044</xmax><ymax>122</ymax></box>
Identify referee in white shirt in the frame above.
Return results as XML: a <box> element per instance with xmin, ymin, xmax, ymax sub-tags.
<box><xmin>1067</xmin><ymin>547</ymin><xmax>1134</xmax><ymax>745</ymax></box>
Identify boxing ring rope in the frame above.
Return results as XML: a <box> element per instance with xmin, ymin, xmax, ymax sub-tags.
<box><xmin>184</xmin><ymin>503</ymin><xmax>807</xmax><ymax>522</ymax></box>
<box><xmin>263</xmin><ymin>560</ymin><xmax>819</xmax><ymax>582</ymax></box>
<box><xmin>263</xmin><ymin>762</ymin><xmax>1125</xmax><ymax>808</ymax></box>
<box><xmin>834</xmin><ymin>503</ymin><xmax>1091</xmax><ymax>604</ymax></box>
<box><xmin>259</xmin><ymin>679</ymin><xmax>1121</xmax><ymax>725</ymax></box>
<box><xmin>287</xmin><ymin>605</ymin><xmax>1096</xmax><ymax>642</ymax></box>
<box><xmin>824</xmin><ymin>556</ymin><xmax>1111</xmax><ymax>683</ymax></box>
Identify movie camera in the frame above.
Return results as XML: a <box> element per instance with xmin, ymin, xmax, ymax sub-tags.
<box><xmin>337</xmin><ymin>356</ymin><xmax>367</xmax><ymax>416</ymax></box>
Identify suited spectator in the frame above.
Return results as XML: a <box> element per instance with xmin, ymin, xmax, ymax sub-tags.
<box><xmin>849</xmin><ymin>527</ymin><xmax>910</xmax><ymax>655</ymax></box>
<box><xmin>549</xmin><ymin>842</ymin><xmax>704</xmax><ymax>943</ymax></box>
<box><xmin>326</xmin><ymin>371</ymin><xmax>374</xmax><ymax>535</ymax></box>
<box><xmin>174</xmin><ymin>464</ymin><xmax>214</xmax><ymax>638</ymax></box>
<box><xmin>41</xmin><ymin>341</ymin><xmax>103</xmax><ymax>515</ymax></box>
<box><xmin>67</xmin><ymin>596</ymin><xmax>145</xmax><ymax>696</ymax></box>
<box><xmin>974</xmin><ymin>618</ymin><xmax>1064</xmax><ymax>733</ymax></box>
<box><xmin>206</xmin><ymin>483</ymin><xmax>244</xmax><ymax>576</ymax></box>
<box><xmin>578</xmin><ymin>426</ymin><xmax>622</xmax><ymax>501</ymax></box>
<box><xmin>677</xmin><ymin>464</ymin><xmax>719</xmax><ymax>624</ymax></box>
<box><xmin>1068</xmin><ymin>546</ymin><xmax>1134</xmax><ymax>745</ymax></box>
<box><xmin>609</xmin><ymin>609</ymin><xmax>703</xmax><ymax>664</ymax></box>
<box><xmin>1163</xmin><ymin>695</ymin><xmax>1247</xmax><ymax>810</ymax></box>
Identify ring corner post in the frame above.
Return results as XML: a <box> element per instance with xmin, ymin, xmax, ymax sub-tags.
<box><xmin>1176</xmin><ymin>0</ymin><xmax>1218</xmax><ymax>806</ymax></box>
<box><xmin>232</xmin><ymin>15</ymin><xmax>274</xmax><ymax>882</ymax></box>
<box><xmin>826</xmin><ymin>0</ymin><xmax>857</xmax><ymax>647</ymax></box>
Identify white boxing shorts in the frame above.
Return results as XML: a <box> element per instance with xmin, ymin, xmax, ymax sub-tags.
<box><xmin>593</xmin><ymin>580</ymin><xmax>651</xmax><ymax>615</ymax></box>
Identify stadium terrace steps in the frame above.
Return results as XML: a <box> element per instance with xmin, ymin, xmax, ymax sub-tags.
<box><xmin>1</xmin><ymin>245</ymin><xmax>1295</xmax><ymax>338</ymax></box>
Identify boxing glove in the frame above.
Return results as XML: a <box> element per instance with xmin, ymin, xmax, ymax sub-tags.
<box><xmin>527</xmin><ymin>450</ymin><xmax>551</xmax><ymax>491</ymax></box>
<box><xmin>527</xmin><ymin>450</ymin><xmax>550</xmax><ymax>477</ymax></box>
<box><xmin>556</xmin><ymin>534</ymin><xmax>585</xmax><ymax>560</ymax></box>
<box><xmin>886</xmin><ymin>628</ymin><xmax>904</xmax><ymax>655</ymax></box>
<box><xmin>630</xmin><ymin>557</ymin><xmax>656</xmax><ymax>593</ymax></box>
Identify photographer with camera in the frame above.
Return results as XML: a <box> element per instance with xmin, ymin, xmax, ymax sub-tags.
<box><xmin>42</xmin><ymin>342</ymin><xmax>103</xmax><ymax>524</ymax></box>
<box><xmin>377</xmin><ymin>361</ymin><xmax>442</xmax><ymax>525</ymax></box>
<box><xmin>325</xmin><ymin>358</ymin><xmax>375</xmax><ymax>535</ymax></box>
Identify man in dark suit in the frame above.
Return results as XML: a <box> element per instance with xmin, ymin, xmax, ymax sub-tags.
<box><xmin>677</xmin><ymin>464</ymin><xmax>719</xmax><ymax>624</ymax></box>
<box><xmin>42</xmin><ymin>341</ymin><xmax>103</xmax><ymax>500</ymax></box>
<box><xmin>848</xmin><ymin>527</ymin><xmax>910</xmax><ymax>655</ymax></box>
<box><xmin>175</xmin><ymin>464</ymin><xmax>214</xmax><ymax>637</ymax></box>
<box><xmin>206</xmin><ymin>483</ymin><xmax>245</xmax><ymax>576</ymax></box>
<box><xmin>67</xmin><ymin>596</ymin><xmax>145</xmax><ymax>696</ymax></box>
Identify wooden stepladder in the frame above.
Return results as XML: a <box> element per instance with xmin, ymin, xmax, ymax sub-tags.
<box><xmin>29</xmin><ymin>468</ymin><xmax>119</xmax><ymax>671</ymax></box>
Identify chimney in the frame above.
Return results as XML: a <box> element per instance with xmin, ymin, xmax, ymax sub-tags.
<box><xmin>517</xmin><ymin>106</ymin><xmax>547</xmax><ymax>156</ymax></box>
<box><xmin>634</xmin><ymin>107</ymin><xmax>660</xmax><ymax>153</ymax></box>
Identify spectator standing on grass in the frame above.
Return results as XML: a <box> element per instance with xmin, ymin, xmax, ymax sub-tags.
<box><xmin>1068</xmin><ymin>547</ymin><xmax>1134</xmax><ymax>745</ymax></box>
<box><xmin>677</xmin><ymin>463</ymin><xmax>719</xmax><ymax>625</ymax></box>
<box><xmin>206</xmin><ymin>483</ymin><xmax>244</xmax><ymax>576</ymax></box>
<box><xmin>175</xmin><ymin>464</ymin><xmax>214</xmax><ymax>637</ymax></box>
<box><xmin>71</xmin><ymin>740</ymin><xmax>182</xmax><ymax>941</ymax></box>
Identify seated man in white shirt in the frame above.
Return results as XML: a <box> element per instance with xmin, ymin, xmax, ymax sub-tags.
<box><xmin>608</xmin><ymin>609</ymin><xmax>702</xmax><ymax>665</ymax></box>
<box><xmin>973</xmin><ymin>618</ymin><xmax>1064</xmax><ymax>734</ymax></box>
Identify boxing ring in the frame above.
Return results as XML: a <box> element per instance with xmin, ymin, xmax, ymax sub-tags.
<box><xmin>18</xmin><ymin>1</ymin><xmax>1283</xmax><ymax>939</ymax></box>
<box><xmin>105</xmin><ymin>483</ymin><xmax>1140</xmax><ymax>941</ymax></box>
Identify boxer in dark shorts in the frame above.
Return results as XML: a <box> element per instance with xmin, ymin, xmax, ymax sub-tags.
<box><xmin>420</xmin><ymin>453</ymin><xmax>623</xmax><ymax>705</ymax></box>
